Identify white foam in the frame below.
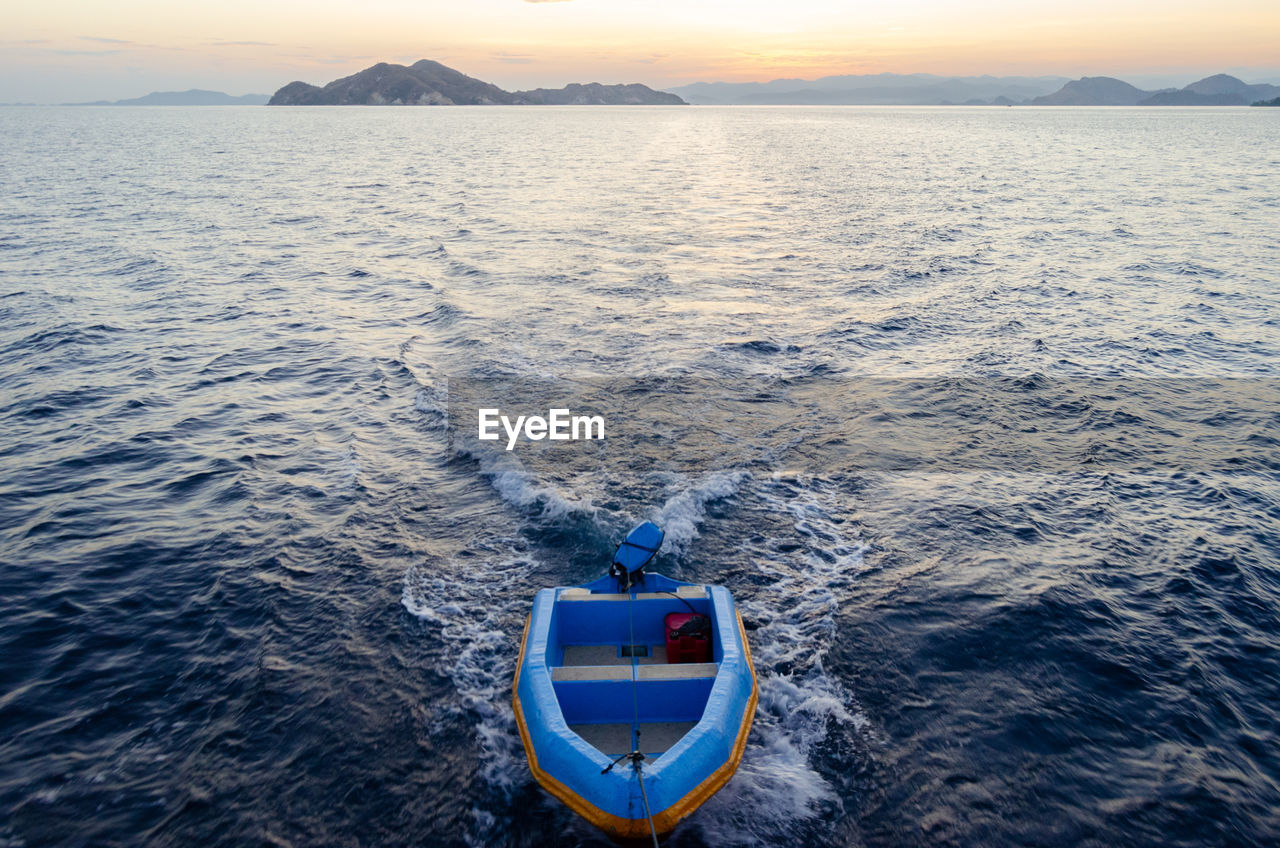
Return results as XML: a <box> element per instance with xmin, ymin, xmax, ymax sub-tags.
<box><xmin>414</xmin><ymin>373</ymin><xmax>593</xmax><ymax>519</ymax></box>
<box><xmin>441</xmin><ymin>400</ymin><xmax>599</xmax><ymax>522</ymax></box>
<box><xmin>475</xmin><ymin>450</ymin><xmax>596</xmax><ymax>521</ymax></box>
<box><xmin>401</xmin><ymin>551</ymin><xmax>531</xmax><ymax>799</ymax></box>
<box><xmin>340</xmin><ymin>443</ymin><xmax>359</xmax><ymax>488</ymax></box>
<box><xmin>412</xmin><ymin>377</ymin><xmax>449</xmax><ymax>430</ymax></box>
<box><xmin>693</xmin><ymin>723</ymin><xmax>842</xmax><ymax>846</ymax></box>
<box><xmin>687</xmin><ymin>473</ymin><xmax>870</xmax><ymax>845</ymax></box>
<box><xmin>650</xmin><ymin>469</ymin><xmax>749</xmax><ymax>556</ymax></box>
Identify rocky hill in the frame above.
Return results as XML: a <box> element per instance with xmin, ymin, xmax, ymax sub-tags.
<box><xmin>1138</xmin><ymin>74</ymin><xmax>1280</xmax><ymax>105</ymax></box>
<box><xmin>270</xmin><ymin>60</ymin><xmax>515</xmax><ymax>105</ymax></box>
<box><xmin>1141</xmin><ymin>89</ymin><xmax>1249</xmax><ymax>105</ymax></box>
<box><xmin>1028</xmin><ymin>73</ymin><xmax>1280</xmax><ymax>106</ymax></box>
<box><xmin>269</xmin><ymin>60</ymin><xmax>684</xmax><ymax>106</ymax></box>
<box><xmin>1029</xmin><ymin>77</ymin><xmax>1161</xmax><ymax>106</ymax></box>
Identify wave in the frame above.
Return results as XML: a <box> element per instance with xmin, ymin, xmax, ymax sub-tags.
<box><xmin>651</xmin><ymin>470</ymin><xmax>750</xmax><ymax>556</ymax></box>
<box><xmin>478</xmin><ymin>451</ymin><xmax>596</xmax><ymax>522</ymax></box>
<box><xmin>412</xmin><ymin>378</ymin><xmax>450</xmax><ymax>432</ymax></box>
<box><xmin>401</xmin><ymin>546</ymin><xmax>536</xmax><ymax>846</ymax></box>
<box><xmin>688</xmin><ymin>473</ymin><xmax>871</xmax><ymax>846</ymax></box>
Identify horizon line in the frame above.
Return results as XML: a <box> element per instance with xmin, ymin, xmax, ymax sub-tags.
<box><xmin>10</xmin><ymin>67</ymin><xmax>1280</xmax><ymax>104</ymax></box>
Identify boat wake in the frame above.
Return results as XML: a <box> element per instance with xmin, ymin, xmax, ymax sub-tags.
<box><xmin>651</xmin><ymin>470</ymin><xmax>750</xmax><ymax>557</ymax></box>
<box><xmin>402</xmin><ymin>427</ymin><xmax>871</xmax><ymax>845</ymax></box>
<box><xmin>683</xmin><ymin>474</ymin><xmax>870</xmax><ymax>847</ymax></box>
<box><xmin>401</xmin><ymin>544</ymin><xmax>539</xmax><ymax>846</ymax></box>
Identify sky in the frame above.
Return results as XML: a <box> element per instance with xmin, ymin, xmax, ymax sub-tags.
<box><xmin>3</xmin><ymin>0</ymin><xmax>1279</xmax><ymax>102</ymax></box>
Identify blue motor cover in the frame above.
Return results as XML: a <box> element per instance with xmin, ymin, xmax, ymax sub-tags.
<box><xmin>611</xmin><ymin>521</ymin><xmax>664</xmax><ymax>577</ymax></box>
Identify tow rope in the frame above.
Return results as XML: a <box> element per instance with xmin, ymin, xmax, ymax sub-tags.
<box><xmin>614</xmin><ymin>575</ymin><xmax>660</xmax><ymax>848</ymax></box>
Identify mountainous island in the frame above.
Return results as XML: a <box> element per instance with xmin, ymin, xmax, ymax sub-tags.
<box><xmin>269</xmin><ymin>60</ymin><xmax>685</xmax><ymax>105</ymax></box>
<box><xmin>70</xmin><ymin>89</ymin><xmax>269</xmax><ymax>106</ymax></box>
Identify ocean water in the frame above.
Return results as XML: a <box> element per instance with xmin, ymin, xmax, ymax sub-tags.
<box><xmin>1</xmin><ymin>104</ymin><xmax>1278</xmax><ymax>847</ymax></box>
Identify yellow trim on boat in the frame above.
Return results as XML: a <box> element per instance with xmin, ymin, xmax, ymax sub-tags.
<box><xmin>511</xmin><ymin>609</ymin><xmax>759</xmax><ymax>839</ymax></box>
<box><xmin>656</xmin><ymin>612</ymin><xmax>758</xmax><ymax>827</ymax></box>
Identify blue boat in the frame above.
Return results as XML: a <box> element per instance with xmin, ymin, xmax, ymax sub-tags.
<box><xmin>512</xmin><ymin>522</ymin><xmax>757</xmax><ymax>843</ymax></box>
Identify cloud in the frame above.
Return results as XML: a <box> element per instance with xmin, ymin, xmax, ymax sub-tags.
<box><xmin>312</xmin><ymin>55</ymin><xmax>377</xmax><ymax>65</ymax></box>
<box><xmin>524</xmin><ymin>0</ymin><xmax>573</xmax><ymax>3</ymax></box>
<box><xmin>208</xmin><ymin>40</ymin><xmax>275</xmax><ymax>47</ymax></box>
<box><xmin>73</xmin><ymin>35</ymin><xmax>181</xmax><ymax>53</ymax></box>
<box><xmin>493</xmin><ymin>51</ymin><xmax>534</xmax><ymax>64</ymax></box>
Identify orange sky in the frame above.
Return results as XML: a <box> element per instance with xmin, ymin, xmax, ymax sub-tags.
<box><xmin>4</xmin><ymin>0</ymin><xmax>1279</xmax><ymax>101</ymax></box>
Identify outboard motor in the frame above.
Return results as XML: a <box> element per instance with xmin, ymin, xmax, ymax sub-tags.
<box><xmin>608</xmin><ymin>521</ymin><xmax>664</xmax><ymax>591</ymax></box>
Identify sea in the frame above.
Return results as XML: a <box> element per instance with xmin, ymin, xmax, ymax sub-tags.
<box><xmin>1</xmin><ymin>105</ymin><xmax>1277</xmax><ymax>848</ymax></box>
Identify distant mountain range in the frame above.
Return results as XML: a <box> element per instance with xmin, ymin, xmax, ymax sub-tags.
<box><xmin>44</xmin><ymin>69</ymin><xmax>1280</xmax><ymax>109</ymax></box>
<box><xmin>1028</xmin><ymin>74</ymin><xmax>1280</xmax><ymax>105</ymax></box>
<box><xmin>667</xmin><ymin>73</ymin><xmax>1070</xmax><ymax>105</ymax></box>
<box><xmin>68</xmin><ymin>89</ymin><xmax>269</xmax><ymax>106</ymax></box>
<box><xmin>669</xmin><ymin>72</ymin><xmax>1280</xmax><ymax>106</ymax></box>
<box><xmin>269</xmin><ymin>60</ymin><xmax>685</xmax><ymax>105</ymax></box>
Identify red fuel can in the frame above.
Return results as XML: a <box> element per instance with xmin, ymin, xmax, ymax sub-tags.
<box><xmin>664</xmin><ymin>612</ymin><xmax>712</xmax><ymax>664</ymax></box>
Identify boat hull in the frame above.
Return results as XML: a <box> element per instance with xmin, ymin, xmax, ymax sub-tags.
<box><xmin>512</xmin><ymin>573</ymin><xmax>757</xmax><ymax>840</ymax></box>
